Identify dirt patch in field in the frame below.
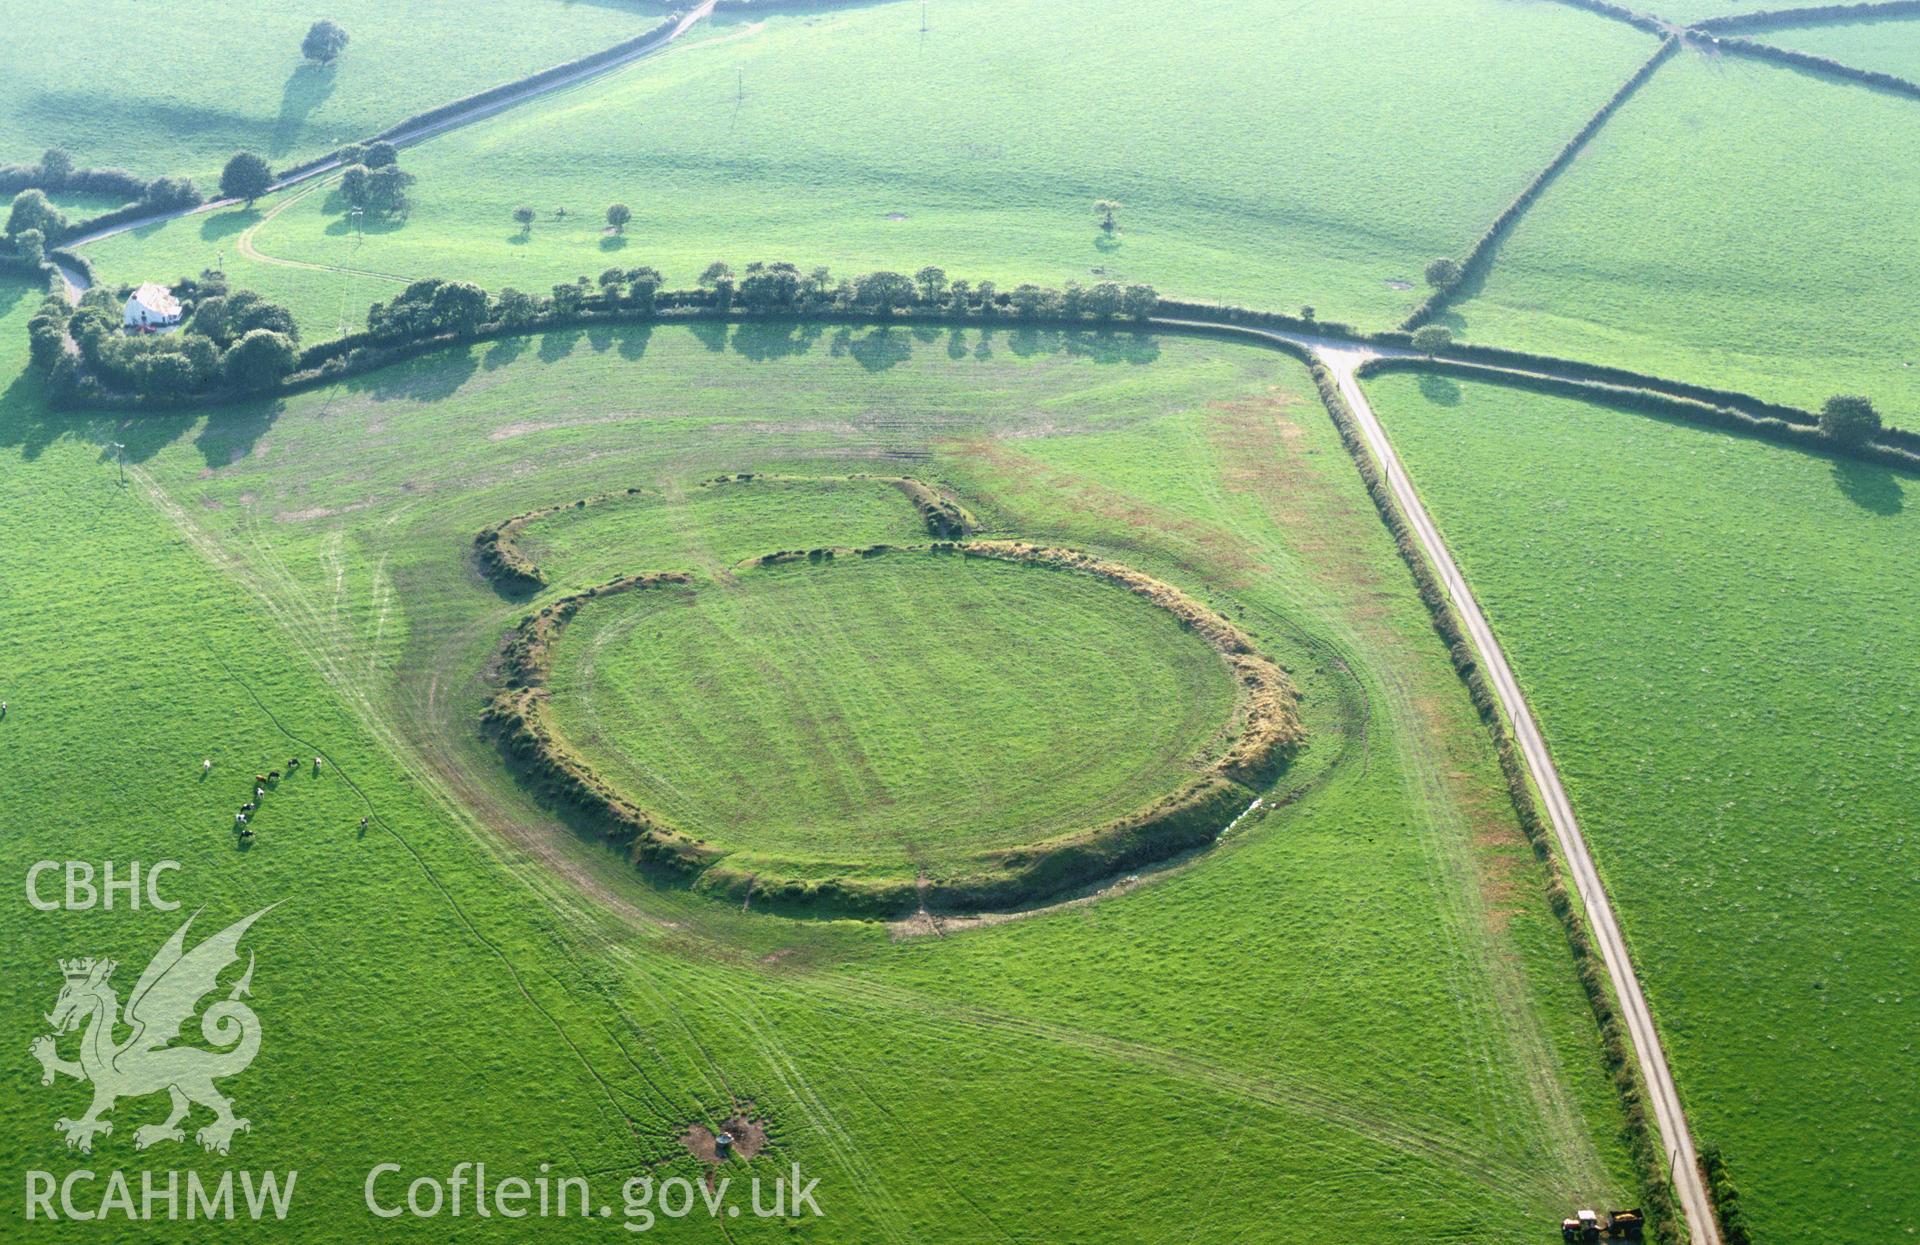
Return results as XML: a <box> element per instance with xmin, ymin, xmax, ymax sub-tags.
<box><xmin>1206</xmin><ymin>390</ymin><xmax>1531</xmax><ymax>943</ymax></box>
<box><xmin>489</xmin><ymin>421</ymin><xmax>558</xmax><ymax>441</ymax></box>
<box><xmin>276</xmin><ymin>500</ymin><xmax>371</xmax><ymax>523</ymax></box>
<box><xmin>680</xmin><ymin>1113</ymin><xmax>769</xmax><ymax>1165</ymax></box>
<box><xmin>1205</xmin><ymin>393</ymin><xmax>1379</xmax><ymax>592</ymax></box>
<box><xmin>1385</xmin><ymin>278</ymin><xmax>1414</xmax><ymax>291</ymax></box>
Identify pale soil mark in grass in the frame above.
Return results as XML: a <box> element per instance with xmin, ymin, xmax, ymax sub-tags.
<box><xmin>1202</xmin><ymin>395</ymin><xmax>1610</xmax><ymax>1197</ymax></box>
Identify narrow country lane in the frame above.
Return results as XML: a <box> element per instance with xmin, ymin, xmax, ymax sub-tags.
<box><xmin>51</xmin><ymin>0</ymin><xmax>721</xmax><ymax>297</ymax></box>
<box><xmin>1319</xmin><ymin>346</ymin><xmax>1724</xmax><ymax>1245</ymax></box>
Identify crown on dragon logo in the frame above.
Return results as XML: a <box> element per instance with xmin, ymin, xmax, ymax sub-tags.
<box><xmin>60</xmin><ymin>957</ymin><xmax>113</xmax><ymax>980</ymax></box>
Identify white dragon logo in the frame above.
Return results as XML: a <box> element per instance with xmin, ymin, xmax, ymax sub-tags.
<box><xmin>30</xmin><ymin>906</ymin><xmax>272</xmax><ymax>1155</ymax></box>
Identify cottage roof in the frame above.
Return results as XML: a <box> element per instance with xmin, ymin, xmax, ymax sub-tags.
<box><xmin>127</xmin><ymin>283</ymin><xmax>181</xmax><ymax>317</ymax></box>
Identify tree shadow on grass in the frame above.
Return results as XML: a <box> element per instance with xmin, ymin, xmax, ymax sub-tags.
<box><xmin>1831</xmin><ymin>458</ymin><xmax>1905</xmax><ymax>516</ymax></box>
<box><xmin>616</xmin><ymin>324</ymin><xmax>653</xmax><ymax>362</ymax></box>
<box><xmin>730</xmin><ymin>320</ymin><xmax>822</xmax><ymax>362</ymax></box>
<box><xmin>599</xmin><ymin>234</ymin><xmax>629</xmax><ymax>253</ymax></box>
<box><xmin>192</xmin><ymin>398</ymin><xmax>283</xmax><ymax>469</ymax></box>
<box><xmin>0</xmin><ymin>368</ymin><xmax>202</xmax><ymax>468</ymax></box>
<box><xmin>323</xmin><ymin>210</ymin><xmax>407</xmax><ymax>238</ymax></box>
<box><xmin>0</xmin><ymin>370</ymin><xmax>70</xmax><ymax>463</ymax></box>
<box><xmin>482</xmin><ymin>334</ymin><xmax>527</xmax><ymax>371</ymax></box>
<box><xmin>271</xmin><ymin>63</ymin><xmax>337</xmax><ymax>157</ymax></box>
<box><xmin>838</xmin><ymin>325</ymin><xmax>911</xmax><ymax>373</ymax></box>
<box><xmin>199</xmin><ymin>208</ymin><xmax>259</xmax><ymax>242</ymax></box>
<box><xmin>1063</xmin><ymin>329</ymin><xmax>1160</xmax><ymax>366</ymax></box>
<box><xmin>344</xmin><ymin>345</ymin><xmax>480</xmax><ymax>402</ymax></box>
<box><xmin>537</xmin><ymin>328</ymin><xmax>584</xmax><ymax>364</ymax></box>
<box><xmin>1417</xmin><ymin>373</ymin><xmax>1463</xmax><ymax>406</ymax></box>
<box><xmin>686</xmin><ymin>320</ymin><xmax>730</xmax><ymax>354</ymax></box>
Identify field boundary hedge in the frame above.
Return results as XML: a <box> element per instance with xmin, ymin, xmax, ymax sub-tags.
<box><xmin>47</xmin><ymin>289</ymin><xmax>1919</xmax><ymax>466</ymax></box>
<box><xmin>1403</xmin><ymin>36</ymin><xmax>1679</xmax><ymax>330</ymax></box>
<box><xmin>1696</xmin><ymin>1145</ymin><xmax>1753</xmax><ymax>1245</ymax></box>
<box><xmin>273</xmin><ymin>15</ymin><xmax>678</xmax><ymax>185</ymax></box>
<box><xmin>1359</xmin><ymin>355</ymin><xmax>1920</xmax><ymax>472</ymax></box>
<box><xmin>1691</xmin><ymin>0</ymin><xmax>1920</xmax><ymax>31</ymax></box>
<box><xmin>482</xmin><ymin>540</ymin><xmax>1304</xmax><ymax>920</ymax></box>
<box><xmin>1303</xmin><ymin>359</ymin><xmax>1689</xmax><ymax>1244</ymax></box>
<box><xmin>1702</xmin><ymin>30</ymin><xmax>1920</xmax><ymax>100</ymax></box>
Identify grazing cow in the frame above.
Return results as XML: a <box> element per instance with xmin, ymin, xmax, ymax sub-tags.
<box><xmin>268</xmin><ymin>770</ymin><xmax>280</xmax><ymax>781</ymax></box>
<box><xmin>254</xmin><ymin>773</ymin><xmax>268</xmax><ymax>784</ymax></box>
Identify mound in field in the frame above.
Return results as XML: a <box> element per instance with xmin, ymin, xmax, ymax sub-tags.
<box><xmin>484</xmin><ymin>539</ymin><xmax>1303</xmax><ymax>919</ymax></box>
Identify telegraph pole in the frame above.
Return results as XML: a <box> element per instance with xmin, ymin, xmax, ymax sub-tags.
<box><xmin>109</xmin><ymin>441</ymin><xmax>126</xmax><ymax>487</ymax></box>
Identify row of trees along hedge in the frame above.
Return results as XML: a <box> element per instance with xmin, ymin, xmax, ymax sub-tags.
<box><xmin>1691</xmin><ymin>0</ymin><xmax>1920</xmax><ymax>31</ymax></box>
<box><xmin>1359</xmin><ymin>354</ymin><xmax>1918</xmax><ymax>472</ymax></box>
<box><xmin>1701</xmin><ymin>31</ymin><xmax>1920</xmax><ymax>100</ymax></box>
<box><xmin>31</xmin><ymin>263</ymin><xmax>1158</xmax><ymax>407</ymax></box>
<box><xmin>1</xmin><ymin>150</ymin><xmax>202</xmax><ymax>246</ymax></box>
<box><xmin>1165</xmin><ymin>293</ymin><xmax>1919</xmax><ymax>460</ymax></box>
<box><xmin>37</xmin><ymin>275</ymin><xmax>303</xmax><ymax>404</ymax></box>
<box><xmin>343</xmin><ymin>264</ymin><xmax>1156</xmax><ymax>355</ymax></box>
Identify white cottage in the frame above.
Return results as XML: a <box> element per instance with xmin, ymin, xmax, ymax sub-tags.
<box><xmin>123</xmin><ymin>282</ymin><xmax>182</xmax><ymax>331</ymax></box>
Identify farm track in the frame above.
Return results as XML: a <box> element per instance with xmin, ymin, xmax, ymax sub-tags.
<box><xmin>233</xmin><ymin>180</ymin><xmax>413</xmax><ymax>289</ymax></box>
<box><xmin>1316</xmin><ymin>347</ymin><xmax>1723</xmax><ymax>1245</ymax></box>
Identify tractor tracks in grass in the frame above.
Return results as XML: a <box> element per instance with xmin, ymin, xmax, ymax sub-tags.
<box><xmin>807</xmin><ymin>969</ymin><xmax>1548</xmax><ymax>1200</ymax></box>
<box><xmin>124</xmin><ymin>462</ymin><xmax>687</xmax><ymax>1149</ymax></box>
<box><xmin>201</xmin><ymin>636</ymin><xmax>665</xmax><ymax>1145</ymax></box>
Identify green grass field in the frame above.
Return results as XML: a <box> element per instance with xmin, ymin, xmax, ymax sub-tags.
<box><xmin>547</xmin><ymin>549</ymin><xmax>1237</xmax><ymax>872</ymax></box>
<box><xmin>518</xmin><ymin>475</ymin><xmax>930</xmax><ymax>583</ymax></box>
<box><xmin>1643</xmin><ymin>0</ymin><xmax>1794</xmax><ymax>21</ymax></box>
<box><xmin>1364</xmin><ymin>370</ymin><xmax>1920</xmax><ymax>1245</ymax></box>
<box><xmin>0</xmin><ymin>286</ymin><xmax>1640</xmax><ymax>1237</ymax></box>
<box><xmin>83</xmin><ymin>0</ymin><xmax>1657</xmax><ymax>337</ymax></box>
<box><xmin>24</xmin><ymin>0</ymin><xmax>1920</xmax><ymax>1235</ymax></box>
<box><xmin>1770</xmin><ymin>15</ymin><xmax>1920</xmax><ymax>80</ymax></box>
<box><xmin>0</xmin><ymin>0</ymin><xmax>669</xmax><ymax>183</ymax></box>
<box><xmin>1447</xmin><ymin>49</ymin><xmax>1920</xmax><ymax>427</ymax></box>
